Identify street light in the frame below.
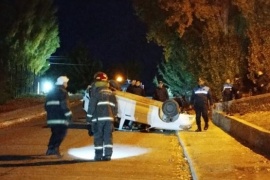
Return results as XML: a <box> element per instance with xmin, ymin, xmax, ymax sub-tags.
<box><xmin>116</xmin><ymin>75</ymin><xmax>123</xmax><ymax>83</ymax></box>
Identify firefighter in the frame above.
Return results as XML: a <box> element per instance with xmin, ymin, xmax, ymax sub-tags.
<box><xmin>190</xmin><ymin>77</ymin><xmax>213</xmax><ymax>132</ymax></box>
<box><xmin>86</xmin><ymin>72</ymin><xmax>118</xmax><ymax>161</ymax></box>
<box><xmin>45</xmin><ymin>76</ymin><xmax>72</xmax><ymax>157</ymax></box>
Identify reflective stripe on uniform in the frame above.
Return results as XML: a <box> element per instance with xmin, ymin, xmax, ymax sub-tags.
<box><xmin>65</xmin><ymin>111</ymin><xmax>72</xmax><ymax>116</ymax></box>
<box><xmin>194</xmin><ymin>90</ymin><xmax>208</xmax><ymax>94</ymax></box>
<box><xmin>97</xmin><ymin>101</ymin><xmax>116</xmax><ymax>107</ymax></box>
<box><xmin>94</xmin><ymin>146</ymin><xmax>103</xmax><ymax>150</ymax></box>
<box><xmin>46</xmin><ymin>101</ymin><xmax>60</xmax><ymax>106</ymax></box>
<box><xmin>87</xmin><ymin>114</ymin><xmax>93</xmax><ymax>118</ymax></box>
<box><xmin>91</xmin><ymin>117</ymin><xmax>114</xmax><ymax>122</ymax></box>
<box><xmin>47</xmin><ymin>120</ymin><xmax>68</xmax><ymax>125</ymax></box>
<box><xmin>104</xmin><ymin>144</ymin><xmax>113</xmax><ymax>148</ymax></box>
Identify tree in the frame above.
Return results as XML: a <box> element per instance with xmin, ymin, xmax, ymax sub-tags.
<box><xmin>133</xmin><ymin>0</ymin><xmax>196</xmax><ymax>96</ymax></box>
<box><xmin>133</xmin><ymin>0</ymin><xmax>249</xmax><ymax>99</ymax></box>
<box><xmin>0</xmin><ymin>0</ymin><xmax>59</xmax><ymax>98</ymax></box>
<box><xmin>232</xmin><ymin>0</ymin><xmax>270</xmax><ymax>81</ymax></box>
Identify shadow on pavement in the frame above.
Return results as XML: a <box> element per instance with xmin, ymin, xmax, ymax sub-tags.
<box><xmin>0</xmin><ymin>154</ymin><xmax>94</xmax><ymax>167</ymax></box>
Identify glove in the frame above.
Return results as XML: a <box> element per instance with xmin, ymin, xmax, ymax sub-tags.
<box><xmin>114</xmin><ymin>116</ymin><xmax>119</xmax><ymax>123</ymax></box>
<box><xmin>87</xmin><ymin>123</ymin><xmax>94</xmax><ymax>136</ymax></box>
<box><xmin>67</xmin><ymin>115</ymin><xmax>73</xmax><ymax>124</ymax></box>
<box><xmin>86</xmin><ymin>114</ymin><xmax>93</xmax><ymax>124</ymax></box>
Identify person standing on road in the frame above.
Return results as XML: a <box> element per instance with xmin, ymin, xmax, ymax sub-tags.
<box><xmin>152</xmin><ymin>81</ymin><xmax>169</xmax><ymax>102</ymax></box>
<box><xmin>190</xmin><ymin>77</ymin><xmax>213</xmax><ymax>132</ymax></box>
<box><xmin>132</xmin><ymin>80</ymin><xmax>145</xmax><ymax>96</ymax></box>
<box><xmin>45</xmin><ymin>76</ymin><xmax>72</xmax><ymax>157</ymax></box>
<box><xmin>87</xmin><ymin>72</ymin><xmax>118</xmax><ymax>161</ymax></box>
<box><xmin>222</xmin><ymin>78</ymin><xmax>233</xmax><ymax>115</ymax></box>
<box><xmin>128</xmin><ymin>80</ymin><xmax>146</xmax><ymax>130</ymax></box>
<box><xmin>126</xmin><ymin>79</ymin><xmax>136</xmax><ymax>93</ymax></box>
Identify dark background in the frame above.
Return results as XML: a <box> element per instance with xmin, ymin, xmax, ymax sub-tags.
<box><xmin>53</xmin><ymin>0</ymin><xmax>163</xmax><ymax>93</ymax></box>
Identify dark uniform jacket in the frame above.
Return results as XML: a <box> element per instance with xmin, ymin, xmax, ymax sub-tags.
<box><xmin>190</xmin><ymin>85</ymin><xmax>213</xmax><ymax>108</ymax></box>
<box><xmin>132</xmin><ymin>86</ymin><xmax>145</xmax><ymax>96</ymax></box>
<box><xmin>87</xmin><ymin>81</ymin><xmax>118</xmax><ymax>123</ymax></box>
<box><xmin>256</xmin><ymin>73</ymin><xmax>269</xmax><ymax>93</ymax></box>
<box><xmin>153</xmin><ymin>86</ymin><xmax>169</xmax><ymax>102</ymax></box>
<box><xmin>232</xmin><ymin>79</ymin><xmax>243</xmax><ymax>99</ymax></box>
<box><xmin>222</xmin><ymin>83</ymin><xmax>233</xmax><ymax>101</ymax></box>
<box><xmin>45</xmin><ymin>85</ymin><xmax>72</xmax><ymax>126</ymax></box>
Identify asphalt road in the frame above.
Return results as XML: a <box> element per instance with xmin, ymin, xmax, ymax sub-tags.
<box><xmin>0</xmin><ymin>104</ymin><xmax>192</xmax><ymax>180</ymax></box>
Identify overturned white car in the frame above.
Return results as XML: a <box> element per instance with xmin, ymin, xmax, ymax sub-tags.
<box><xmin>114</xmin><ymin>91</ymin><xmax>195</xmax><ymax>131</ymax></box>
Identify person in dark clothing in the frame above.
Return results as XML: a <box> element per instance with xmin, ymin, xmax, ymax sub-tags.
<box><xmin>128</xmin><ymin>80</ymin><xmax>146</xmax><ymax>130</ymax></box>
<box><xmin>190</xmin><ymin>77</ymin><xmax>213</xmax><ymax>132</ymax></box>
<box><xmin>126</xmin><ymin>79</ymin><xmax>136</xmax><ymax>93</ymax></box>
<box><xmin>87</xmin><ymin>72</ymin><xmax>118</xmax><ymax>161</ymax></box>
<box><xmin>45</xmin><ymin>76</ymin><xmax>72</xmax><ymax>157</ymax></box>
<box><xmin>132</xmin><ymin>80</ymin><xmax>145</xmax><ymax>96</ymax></box>
<box><xmin>254</xmin><ymin>71</ymin><xmax>269</xmax><ymax>95</ymax></box>
<box><xmin>222</xmin><ymin>78</ymin><xmax>233</xmax><ymax>115</ymax></box>
<box><xmin>232</xmin><ymin>74</ymin><xmax>243</xmax><ymax>99</ymax></box>
<box><xmin>153</xmin><ymin>81</ymin><xmax>169</xmax><ymax>102</ymax></box>
<box><xmin>173</xmin><ymin>94</ymin><xmax>189</xmax><ymax>113</ymax></box>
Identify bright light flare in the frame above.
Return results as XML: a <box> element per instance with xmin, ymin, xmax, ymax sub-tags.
<box><xmin>42</xmin><ymin>81</ymin><xmax>53</xmax><ymax>93</ymax></box>
<box><xmin>116</xmin><ymin>76</ymin><xmax>123</xmax><ymax>82</ymax></box>
<box><xmin>68</xmin><ymin>144</ymin><xmax>150</xmax><ymax>160</ymax></box>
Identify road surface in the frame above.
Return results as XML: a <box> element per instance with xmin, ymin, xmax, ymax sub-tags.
<box><xmin>0</xmin><ymin>104</ymin><xmax>192</xmax><ymax>180</ymax></box>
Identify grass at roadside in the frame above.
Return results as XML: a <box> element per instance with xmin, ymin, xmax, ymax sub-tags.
<box><xmin>0</xmin><ymin>94</ymin><xmax>82</xmax><ymax>114</ymax></box>
<box><xmin>0</xmin><ymin>95</ymin><xmax>45</xmax><ymax>113</ymax></box>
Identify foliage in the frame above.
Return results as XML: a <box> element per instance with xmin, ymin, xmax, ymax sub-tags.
<box><xmin>133</xmin><ymin>0</ymin><xmax>270</xmax><ymax>100</ymax></box>
<box><xmin>133</xmin><ymin>0</ymin><xmax>196</xmax><ymax>96</ymax></box>
<box><xmin>233</xmin><ymin>0</ymin><xmax>270</xmax><ymax>81</ymax></box>
<box><xmin>0</xmin><ymin>0</ymin><xmax>59</xmax><ymax>98</ymax></box>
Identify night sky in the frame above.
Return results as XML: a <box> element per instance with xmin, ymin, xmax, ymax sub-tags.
<box><xmin>53</xmin><ymin>0</ymin><xmax>163</xmax><ymax>93</ymax></box>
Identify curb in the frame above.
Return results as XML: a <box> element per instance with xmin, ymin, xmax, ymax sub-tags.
<box><xmin>0</xmin><ymin>112</ymin><xmax>46</xmax><ymax>128</ymax></box>
<box><xmin>212</xmin><ymin>110</ymin><xmax>270</xmax><ymax>156</ymax></box>
<box><xmin>176</xmin><ymin>131</ymin><xmax>198</xmax><ymax>180</ymax></box>
<box><xmin>0</xmin><ymin>101</ymin><xmax>81</xmax><ymax>129</ymax></box>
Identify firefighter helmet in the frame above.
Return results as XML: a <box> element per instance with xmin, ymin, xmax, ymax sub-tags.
<box><xmin>95</xmin><ymin>72</ymin><xmax>108</xmax><ymax>81</ymax></box>
<box><xmin>55</xmin><ymin>76</ymin><xmax>69</xmax><ymax>85</ymax></box>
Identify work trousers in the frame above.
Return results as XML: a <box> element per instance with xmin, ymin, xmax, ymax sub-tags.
<box><xmin>48</xmin><ymin>125</ymin><xmax>68</xmax><ymax>148</ymax></box>
<box><xmin>222</xmin><ymin>96</ymin><xmax>233</xmax><ymax>114</ymax></box>
<box><xmin>92</xmin><ymin>121</ymin><xmax>114</xmax><ymax>158</ymax></box>
<box><xmin>194</xmin><ymin>105</ymin><xmax>209</xmax><ymax>128</ymax></box>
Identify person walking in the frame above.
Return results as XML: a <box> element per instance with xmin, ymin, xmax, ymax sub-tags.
<box><xmin>87</xmin><ymin>72</ymin><xmax>118</xmax><ymax>161</ymax></box>
<box><xmin>45</xmin><ymin>76</ymin><xmax>72</xmax><ymax>157</ymax></box>
<box><xmin>190</xmin><ymin>77</ymin><xmax>213</xmax><ymax>132</ymax></box>
<box><xmin>222</xmin><ymin>78</ymin><xmax>233</xmax><ymax>115</ymax></box>
<box><xmin>152</xmin><ymin>81</ymin><xmax>169</xmax><ymax>102</ymax></box>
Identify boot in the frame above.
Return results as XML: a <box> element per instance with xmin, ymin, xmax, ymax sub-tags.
<box><xmin>46</xmin><ymin>146</ymin><xmax>55</xmax><ymax>155</ymax></box>
<box><xmin>54</xmin><ymin>147</ymin><xmax>62</xmax><ymax>158</ymax></box>
<box><xmin>94</xmin><ymin>149</ymin><xmax>103</xmax><ymax>161</ymax></box>
<box><xmin>204</xmin><ymin>123</ymin><xmax>209</xmax><ymax>130</ymax></box>
<box><xmin>102</xmin><ymin>156</ymin><xmax>111</xmax><ymax>161</ymax></box>
<box><xmin>195</xmin><ymin>125</ymin><xmax>201</xmax><ymax>132</ymax></box>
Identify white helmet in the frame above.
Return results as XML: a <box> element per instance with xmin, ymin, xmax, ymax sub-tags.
<box><xmin>55</xmin><ymin>76</ymin><xmax>69</xmax><ymax>85</ymax></box>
